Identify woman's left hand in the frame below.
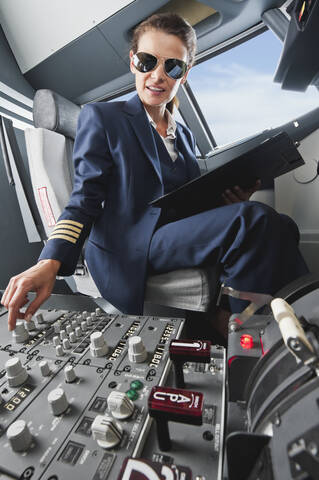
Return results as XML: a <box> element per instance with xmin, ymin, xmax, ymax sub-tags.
<box><xmin>222</xmin><ymin>180</ymin><xmax>261</xmax><ymax>205</ymax></box>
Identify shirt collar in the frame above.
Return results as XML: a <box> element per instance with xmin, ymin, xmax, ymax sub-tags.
<box><xmin>144</xmin><ymin>107</ymin><xmax>176</xmax><ymax>139</ymax></box>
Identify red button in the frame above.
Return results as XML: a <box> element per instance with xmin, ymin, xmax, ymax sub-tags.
<box><xmin>240</xmin><ymin>334</ymin><xmax>254</xmax><ymax>349</ymax></box>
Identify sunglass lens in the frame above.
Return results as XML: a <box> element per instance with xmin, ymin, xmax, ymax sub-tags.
<box><xmin>134</xmin><ymin>52</ymin><xmax>157</xmax><ymax>73</ymax></box>
<box><xmin>165</xmin><ymin>59</ymin><xmax>187</xmax><ymax>79</ymax></box>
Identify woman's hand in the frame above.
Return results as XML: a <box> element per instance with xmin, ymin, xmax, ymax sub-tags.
<box><xmin>1</xmin><ymin>259</ymin><xmax>61</xmax><ymax>331</ymax></box>
<box><xmin>222</xmin><ymin>180</ymin><xmax>261</xmax><ymax>205</ymax></box>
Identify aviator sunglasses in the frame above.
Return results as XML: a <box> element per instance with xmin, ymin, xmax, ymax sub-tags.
<box><xmin>132</xmin><ymin>52</ymin><xmax>188</xmax><ymax>80</ymax></box>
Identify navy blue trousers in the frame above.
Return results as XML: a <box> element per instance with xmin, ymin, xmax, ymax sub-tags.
<box><xmin>148</xmin><ymin>201</ymin><xmax>309</xmax><ymax>313</ymax></box>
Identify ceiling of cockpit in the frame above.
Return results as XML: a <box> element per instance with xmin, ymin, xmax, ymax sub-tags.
<box><xmin>0</xmin><ymin>0</ymin><xmax>289</xmax><ymax>104</ymax></box>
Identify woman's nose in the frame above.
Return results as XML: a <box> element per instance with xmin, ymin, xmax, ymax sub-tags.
<box><xmin>150</xmin><ymin>61</ymin><xmax>165</xmax><ymax>80</ymax></box>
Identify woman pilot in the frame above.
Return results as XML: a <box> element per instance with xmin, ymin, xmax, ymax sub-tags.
<box><xmin>2</xmin><ymin>13</ymin><xmax>308</xmax><ymax>337</ymax></box>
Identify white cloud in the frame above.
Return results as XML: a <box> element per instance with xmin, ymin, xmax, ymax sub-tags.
<box><xmin>189</xmin><ymin>63</ymin><xmax>319</xmax><ymax>146</ymax></box>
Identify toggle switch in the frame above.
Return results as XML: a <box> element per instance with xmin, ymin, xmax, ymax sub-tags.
<box><xmin>90</xmin><ymin>332</ymin><xmax>108</xmax><ymax>357</ymax></box>
<box><xmin>91</xmin><ymin>414</ymin><xmax>123</xmax><ymax>449</ymax></box>
<box><xmin>148</xmin><ymin>386</ymin><xmax>203</xmax><ymax>451</ymax></box>
<box><xmin>48</xmin><ymin>388</ymin><xmax>69</xmax><ymax>415</ymax></box>
<box><xmin>36</xmin><ymin>313</ymin><xmax>45</xmax><ymax>324</ymax></box>
<box><xmin>12</xmin><ymin>321</ymin><xmax>29</xmax><ymax>343</ymax></box>
<box><xmin>5</xmin><ymin>358</ymin><xmax>28</xmax><ymax>387</ymax></box>
<box><xmin>7</xmin><ymin>420</ymin><xmax>32</xmax><ymax>452</ymax></box>
<box><xmin>169</xmin><ymin>339</ymin><xmax>211</xmax><ymax>388</ymax></box>
<box><xmin>107</xmin><ymin>391</ymin><xmax>135</xmax><ymax>420</ymax></box>
<box><xmin>128</xmin><ymin>336</ymin><xmax>147</xmax><ymax>363</ymax></box>
<box><xmin>25</xmin><ymin>319</ymin><xmax>36</xmax><ymax>331</ymax></box>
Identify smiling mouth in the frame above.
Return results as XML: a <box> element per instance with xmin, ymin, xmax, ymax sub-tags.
<box><xmin>147</xmin><ymin>86</ymin><xmax>165</xmax><ymax>92</ymax></box>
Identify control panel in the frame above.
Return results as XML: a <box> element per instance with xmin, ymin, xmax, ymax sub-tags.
<box><xmin>0</xmin><ymin>297</ymin><xmax>226</xmax><ymax>480</ymax></box>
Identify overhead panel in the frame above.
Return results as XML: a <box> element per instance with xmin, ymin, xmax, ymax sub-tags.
<box><xmin>0</xmin><ymin>0</ymin><xmax>135</xmax><ymax>73</ymax></box>
<box><xmin>24</xmin><ymin>29</ymin><xmax>129</xmax><ymax>102</ymax></box>
<box><xmin>157</xmin><ymin>0</ymin><xmax>217</xmax><ymax>26</ymax></box>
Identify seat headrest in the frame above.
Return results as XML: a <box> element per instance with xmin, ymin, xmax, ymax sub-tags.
<box><xmin>33</xmin><ymin>89</ymin><xmax>81</xmax><ymax>139</ymax></box>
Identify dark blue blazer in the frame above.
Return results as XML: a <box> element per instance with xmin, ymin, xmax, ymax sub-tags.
<box><xmin>39</xmin><ymin>94</ymin><xmax>200</xmax><ymax>314</ymax></box>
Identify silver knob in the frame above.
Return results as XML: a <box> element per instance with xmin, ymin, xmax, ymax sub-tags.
<box><xmin>7</xmin><ymin>420</ymin><xmax>32</xmax><ymax>452</ymax></box>
<box><xmin>48</xmin><ymin>388</ymin><xmax>69</xmax><ymax>415</ymax></box>
<box><xmin>5</xmin><ymin>358</ymin><xmax>28</xmax><ymax>387</ymax></box>
<box><xmin>64</xmin><ymin>365</ymin><xmax>76</xmax><ymax>383</ymax></box>
<box><xmin>80</xmin><ymin>321</ymin><xmax>87</xmax><ymax>332</ymax></box>
<box><xmin>107</xmin><ymin>391</ymin><xmax>135</xmax><ymax>419</ymax></box>
<box><xmin>90</xmin><ymin>332</ymin><xmax>108</xmax><ymax>357</ymax></box>
<box><xmin>55</xmin><ymin>345</ymin><xmax>64</xmax><ymax>357</ymax></box>
<box><xmin>39</xmin><ymin>360</ymin><xmax>50</xmax><ymax>377</ymax></box>
<box><xmin>75</xmin><ymin>327</ymin><xmax>82</xmax><ymax>338</ymax></box>
<box><xmin>128</xmin><ymin>336</ymin><xmax>147</xmax><ymax>363</ymax></box>
<box><xmin>69</xmin><ymin>332</ymin><xmax>76</xmax><ymax>343</ymax></box>
<box><xmin>91</xmin><ymin>415</ymin><xmax>123</xmax><ymax>448</ymax></box>
<box><xmin>60</xmin><ymin>330</ymin><xmax>67</xmax><ymax>340</ymax></box>
<box><xmin>12</xmin><ymin>321</ymin><xmax>29</xmax><ymax>343</ymax></box>
<box><xmin>53</xmin><ymin>322</ymin><xmax>61</xmax><ymax>333</ymax></box>
<box><xmin>66</xmin><ymin>325</ymin><xmax>72</xmax><ymax>335</ymax></box>
<box><xmin>62</xmin><ymin>339</ymin><xmax>71</xmax><ymax>350</ymax></box>
<box><xmin>53</xmin><ymin>336</ymin><xmax>60</xmax><ymax>346</ymax></box>
<box><xmin>82</xmin><ymin>311</ymin><xmax>88</xmax><ymax>319</ymax></box>
<box><xmin>86</xmin><ymin>316</ymin><xmax>93</xmax><ymax>327</ymax></box>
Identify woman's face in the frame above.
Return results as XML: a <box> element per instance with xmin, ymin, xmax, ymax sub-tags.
<box><xmin>130</xmin><ymin>29</ymin><xmax>189</xmax><ymax>110</ymax></box>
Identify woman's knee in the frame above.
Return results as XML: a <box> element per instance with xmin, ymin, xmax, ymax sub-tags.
<box><xmin>243</xmin><ymin>201</ymin><xmax>300</xmax><ymax>241</ymax></box>
<box><xmin>240</xmin><ymin>200</ymin><xmax>278</xmax><ymax>226</ymax></box>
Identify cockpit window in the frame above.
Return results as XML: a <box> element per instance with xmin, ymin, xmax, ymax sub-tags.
<box><xmin>187</xmin><ymin>29</ymin><xmax>319</xmax><ymax>146</ymax></box>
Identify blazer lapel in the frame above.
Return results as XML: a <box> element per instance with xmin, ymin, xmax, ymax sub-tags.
<box><xmin>123</xmin><ymin>94</ymin><xmax>162</xmax><ymax>184</ymax></box>
<box><xmin>175</xmin><ymin>122</ymin><xmax>200</xmax><ymax>181</ymax></box>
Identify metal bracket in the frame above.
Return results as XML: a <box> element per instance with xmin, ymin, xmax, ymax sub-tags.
<box><xmin>217</xmin><ymin>283</ymin><xmax>273</xmax><ymax>331</ymax></box>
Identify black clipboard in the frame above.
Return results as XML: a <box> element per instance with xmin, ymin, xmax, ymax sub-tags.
<box><xmin>149</xmin><ymin>131</ymin><xmax>304</xmax><ymax>219</ymax></box>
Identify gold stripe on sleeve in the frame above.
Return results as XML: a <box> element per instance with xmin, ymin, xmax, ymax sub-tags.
<box><xmin>50</xmin><ymin>229</ymin><xmax>79</xmax><ymax>239</ymax></box>
<box><xmin>53</xmin><ymin>224</ymin><xmax>82</xmax><ymax>234</ymax></box>
<box><xmin>56</xmin><ymin>219</ymin><xmax>84</xmax><ymax>228</ymax></box>
<box><xmin>49</xmin><ymin>234</ymin><xmax>77</xmax><ymax>244</ymax></box>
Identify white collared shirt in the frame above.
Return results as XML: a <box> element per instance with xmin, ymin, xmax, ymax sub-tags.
<box><xmin>145</xmin><ymin>108</ymin><xmax>178</xmax><ymax>162</ymax></box>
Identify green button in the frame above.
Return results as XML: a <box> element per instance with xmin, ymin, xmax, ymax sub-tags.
<box><xmin>130</xmin><ymin>380</ymin><xmax>143</xmax><ymax>391</ymax></box>
<box><xmin>126</xmin><ymin>389</ymin><xmax>139</xmax><ymax>401</ymax></box>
